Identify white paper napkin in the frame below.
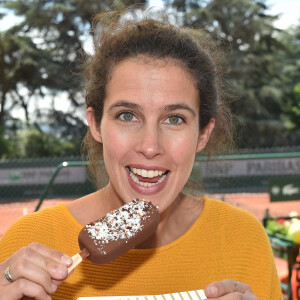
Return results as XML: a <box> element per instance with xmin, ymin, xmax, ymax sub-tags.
<box><xmin>77</xmin><ymin>289</ymin><xmax>207</xmax><ymax>300</ymax></box>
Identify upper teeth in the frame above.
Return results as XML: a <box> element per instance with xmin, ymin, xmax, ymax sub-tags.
<box><xmin>131</xmin><ymin>168</ymin><xmax>164</xmax><ymax>178</ymax></box>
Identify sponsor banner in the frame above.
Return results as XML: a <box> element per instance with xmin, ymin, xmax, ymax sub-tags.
<box><xmin>195</xmin><ymin>157</ymin><xmax>300</xmax><ymax>178</ymax></box>
<box><xmin>269</xmin><ymin>177</ymin><xmax>300</xmax><ymax>202</ymax></box>
<box><xmin>0</xmin><ymin>167</ymin><xmax>87</xmax><ymax>186</ymax></box>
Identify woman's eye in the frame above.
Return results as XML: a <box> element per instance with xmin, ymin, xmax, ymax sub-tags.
<box><xmin>118</xmin><ymin>112</ymin><xmax>136</xmax><ymax>122</ymax></box>
<box><xmin>166</xmin><ymin>115</ymin><xmax>184</xmax><ymax>125</ymax></box>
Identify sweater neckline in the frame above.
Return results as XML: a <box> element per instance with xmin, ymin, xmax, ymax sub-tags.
<box><xmin>57</xmin><ymin>197</ymin><xmax>212</xmax><ymax>254</ymax></box>
<box><xmin>131</xmin><ymin>197</ymin><xmax>211</xmax><ymax>254</ymax></box>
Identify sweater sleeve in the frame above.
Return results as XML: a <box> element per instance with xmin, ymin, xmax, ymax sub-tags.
<box><xmin>0</xmin><ymin>212</ymin><xmax>45</xmax><ymax>263</ymax></box>
<box><xmin>239</xmin><ymin>210</ymin><xmax>283</xmax><ymax>299</ymax></box>
<box><xmin>204</xmin><ymin>198</ymin><xmax>284</xmax><ymax>299</ymax></box>
<box><xmin>270</xmin><ymin>254</ymin><xmax>284</xmax><ymax>299</ymax></box>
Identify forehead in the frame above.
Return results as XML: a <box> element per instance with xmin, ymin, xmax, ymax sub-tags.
<box><xmin>110</xmin><ymin>56</ymin><xmax>196</xmax><ymax>84</ymax></box>
<box><xmin>104</xmin><ymin>56</ymin><xmax>199</xmax><ymax>110</ymax></box>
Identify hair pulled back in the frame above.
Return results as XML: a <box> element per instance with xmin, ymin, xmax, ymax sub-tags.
<box><xmin>83</xmin><ymin>8</ymin><xmax>233</xmax><ymax>182</ymax></box>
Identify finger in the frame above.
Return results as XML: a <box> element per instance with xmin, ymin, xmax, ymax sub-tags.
<box><xmin>51</xmin><ymin>268</ymin><xmax>74</xmax><ymax>288</ymax></box>
<box><xmin>28</xmin><ymin>242</ymin><xmax>73</xmax><ymax>266</ymax></box>
<box><xmin>206</xmin><ymin>293</ymin><xmax>258</xmax><ymax>300</ymax></box>
<box><xmin>7</xmin><ymin>243</ymin><xmax>72</xmax><ymax>273</ymax></box>
<box><xmin>19</xmin><ymin>243</ymin><xmax>72</xmax><ymax>278</ymax></box>
<box><xmin>7</xmin><ymin>260</ymin><xmax>58</xmax><ymax>294</ymax></box>
<box><xmin>6</xmin><ymin>246</ymin><xmax>70</xmax><ymax>282</ymax></box>
<box><xmin>0</xmin><ymin>278</ymin><xmax>50</xmax><ymax>300</ymax></box>
<box><xmin>205</xmin><ymin>279</ymin><xmax>253</xmax><ymax>297</ymax></box>
<box><xmin>1</xmin><ymin>245</ymin><xmax>71</xmax><ymax>290</ymax></box>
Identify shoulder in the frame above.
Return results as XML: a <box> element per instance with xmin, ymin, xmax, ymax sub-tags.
<box><xmin>201</xmin><ymin>198</ymin><xmax>281</xmax><ymax>297</ymax></box>
<box><xmin>201</xmin><ymin>197</ymin><xmax>274</xmax><ymax>262</ymax></box>
<box><xmin>202</xmin><ymin>196</ymin><xmax>267</xmax><ymax>241</ymax></box>
<box><xmin>6</xmin><ymin>203</ymin><xmax>70</xmax><ymax>232</ymax></box>
<box><xmin>203</xmin><ymin>196</ymin><xmax>262</xmax><ymax>223</ymax></box>
<box><xmin>0</xmin><ymin>203</ymin><xmax>78</xmax><ymax>261</ymax></box>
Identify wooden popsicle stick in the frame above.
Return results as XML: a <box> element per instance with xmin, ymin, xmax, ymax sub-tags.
<box><xmin>68</xmin><ymin>248</ymin><xmax>89</xmax><ymax>274</ymax></box>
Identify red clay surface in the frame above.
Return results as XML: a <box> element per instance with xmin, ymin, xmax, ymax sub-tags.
<box><xmin>221</xmin><ymin>193</ymin><xmax>300</xmax><ymax>220</ymax></box>
<box><xmin>0</xmin><ymin>198</ymin><xmax>74</xmax><ymax>238</ymax></box>
<box><xmin>1</xmin><ymin>193</ymin><xmax>300</xmax><ymax>237</ymax></box>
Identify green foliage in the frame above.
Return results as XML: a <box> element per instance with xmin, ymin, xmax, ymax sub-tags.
<box><xmin>166</xmin><ymin>0</ymin><xmax>300</xmax><ymax>148</ymax></box>
<box><xmin>1</xmin><ymin>127</ymin><xmax>83</xmax><ymax>158</ymax></box>
<box><xmin>1</xmin><ymin>0</ymin><xmax>146</xmax><ymax>157</ymax></box>
<box><xmin>282</xmin><ymin>82</ymin><xmax>300</xmax><ymax>130</ymax></box>
<box><xmin>266</xmin><ymin>219</ymin><xmax>289</xmax><ymax>236</ymax></box>
<box><xmin>272</xmin><ymin>26</ymin><xmax>300</xmax><ymax>133</ymax></box>
<box><xmin>0</xmin><ymin>126</ymin><xmax>11</xmax><ymax>158</ymax></box>
<box><xmin>1</xmin><ymin>0</ymin><xmax>300</xmax><ymax>156</ymax></box>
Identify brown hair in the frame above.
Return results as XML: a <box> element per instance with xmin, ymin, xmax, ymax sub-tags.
<box><xmin>82</xmin><ymin>8</ymin><xmax>233</xmax><ymax>182</ymax></box>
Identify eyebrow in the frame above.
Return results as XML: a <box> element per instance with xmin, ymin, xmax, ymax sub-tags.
<box><xmin>108</xmin><ymin>101</ymin><xmax>196</xmax><ymax>117</ymax></box>
<box><xmin>107</xmin><ymin>101</ymin><xmax>143</xmax><ymax>112</ymax></box>
<box><xmin>162</xmin><ymin>104</ymin><xmax>196</xmax><ymax>117</ymax></box>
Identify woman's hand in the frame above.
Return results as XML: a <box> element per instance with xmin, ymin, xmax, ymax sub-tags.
<box><xmin>0</xmin><ymin>242</ymin><xmax>73</xmax><ymax>300</ymax></box>
<box><xmin>205</xmin><ymin>279</ymin><xmax>259</xmax><ymax>299</ymax></box>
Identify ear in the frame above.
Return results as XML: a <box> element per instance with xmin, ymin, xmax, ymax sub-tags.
<box><xmin>86</xmin><ymin>107</ymin><xmax>103</xmax><ymax>143</ymax></box>
<box><xmin>196</xmin><ymin>118</ymin><xmax>215</xmax><ymax>153</ymax></box>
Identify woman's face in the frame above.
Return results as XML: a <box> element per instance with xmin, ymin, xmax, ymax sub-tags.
<box><xmin>88</xmin><ymin>57</ymin><xmax>213</xmax><ymax>212</ymax></box>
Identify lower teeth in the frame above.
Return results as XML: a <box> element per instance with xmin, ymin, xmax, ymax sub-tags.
<box><xmin>129</xmin><ymin>170</ymin><xmax>167</xmax><ymax>187</ymax></box>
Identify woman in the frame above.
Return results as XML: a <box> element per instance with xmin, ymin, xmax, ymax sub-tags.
<box><xmin>0</xmin><ymin>9</ymin><xmax>282</xmax><ymax>300</ymax></box>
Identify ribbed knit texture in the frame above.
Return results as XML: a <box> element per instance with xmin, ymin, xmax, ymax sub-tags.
<box><xmin>0</xmin><ymin>197</ymin><xmax>283</xmax><ymax>300</ymax></box>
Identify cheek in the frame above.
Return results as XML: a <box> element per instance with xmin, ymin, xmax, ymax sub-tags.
<box><xmin>101</xmin><ymin>126</ymin><xmax>134</xmax><ymax>165</ymax></box>
<box><xmin>167</xmin><ymin>130</ymin><xmax>199</xmax><ymax>163</ymax></box>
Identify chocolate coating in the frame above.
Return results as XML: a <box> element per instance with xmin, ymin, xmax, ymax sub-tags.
<box><xmin>78</xmin><ymin>199</ymin><xmax>160</xmax><ymax>264</ymax></box>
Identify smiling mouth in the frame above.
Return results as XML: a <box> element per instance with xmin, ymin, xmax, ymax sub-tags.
<box><xmin>128</xmin><ymin>167</ymin><xmax>169</xmax><ymax>187</ymax></box>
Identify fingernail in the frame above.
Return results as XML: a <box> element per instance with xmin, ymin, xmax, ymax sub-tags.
<box><xmin>51</xmin><ymin>283</ymin><xmax>57</xmax><ymax>292</ymax></box>
<box><xmin>61</xmin><ymin>254</ymin><xmax>72</xmax><ymax>265</ymax></box>
<box><xmin>47</xmin><ymin>295</ymin><xmax>52</xmax><ymax>300</ymax></box>
<box><xmin>206</xmin><ymin>286</ymin><xmax>218</xmax><ymax>296</ymax></box>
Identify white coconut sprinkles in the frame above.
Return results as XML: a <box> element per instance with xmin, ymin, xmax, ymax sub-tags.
<box><xmin>85</xmin><ymin>199</ymin><xmax>152</xmax><ymax>245</ymax></box>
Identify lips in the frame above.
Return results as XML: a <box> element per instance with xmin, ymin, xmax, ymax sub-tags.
<box><xmin>126</xmin><ymin>166</ymin><xmax>169</xmax><ymax>194</ymax></box>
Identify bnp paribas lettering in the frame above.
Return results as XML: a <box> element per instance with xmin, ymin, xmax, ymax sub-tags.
<box><xmin>206</xmin><ymin>162</ymin><xmax>233</xmax><ymax>175</ymax></box>
<box><xmin>247</xmin><ymin>160</ymin><xmax>300</xmax><ymax>174</ymax></box>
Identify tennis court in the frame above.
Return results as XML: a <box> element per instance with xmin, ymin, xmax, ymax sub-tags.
<box><xmin>1</xmin><ymin>193</ymin><xmax>300</xmax><ymax>237</ymax></box>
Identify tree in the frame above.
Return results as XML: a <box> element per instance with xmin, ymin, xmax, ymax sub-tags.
<box><xmin>2</xmin><ymin>0</ymin><xmax>300</xmax><ymax>155</ymax></box>
<box><xmin>284</xmin><ymin>83</ymin><xmax>300</xmax><ymax>129</ymax></box>
<box><xmin>0</xmin><ymin>27</ymin><xmax>58</xmax><ymax>128</ymax></box>
<box><xmin>166</xmin><ymin>0</ymin><xmax>300</xmax><ymax>148</ymax></box>
<box><xmin>1</xmin><ymin>0</ymin><xmax>146</xmax><ymax>141</ymax></box>
<box><xmin>265</xmin><ymin>23</ymin><xmax>300</xmax><ymax>146</ymax></box>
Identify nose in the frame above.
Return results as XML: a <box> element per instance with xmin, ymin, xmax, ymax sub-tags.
<box><xmin>135</xmin><ymin>124</ymin><xmax>164</xmax><ymax>159</ymax></box>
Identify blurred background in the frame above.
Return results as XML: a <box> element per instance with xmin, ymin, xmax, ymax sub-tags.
<box><xmin>0</xmin><ymin>0</ymin><xmax>300</xmax><ymax>156</ymax></box>
<box><xmin>0</xmin><ymin>0</ymin><xmax>300</xmax><ymax>298</ymax></box>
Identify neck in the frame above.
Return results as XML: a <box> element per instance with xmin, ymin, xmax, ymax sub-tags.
<box><xmin>135</xmin><ymin>193</ymin><xmax>204</xmax><ymax>248</ymax></box>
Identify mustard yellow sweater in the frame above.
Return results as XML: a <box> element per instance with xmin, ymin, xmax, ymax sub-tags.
<box><xmin>0</xmin><ymin>197</ymin><xmax>283</xmax><ymax>300</ymax></box>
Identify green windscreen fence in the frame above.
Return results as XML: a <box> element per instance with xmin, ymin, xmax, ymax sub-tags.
<box><xmin>0</xmin><ymin>157</ymin><xmax>96</xmax><ymax>202</ymax></box>
<box><xmin>188</xmin><ymin>151</ymin><xmax>300</xmax><ymax>199</ymax></box>
<box><xmin>1</xmin><ymin>149</ymin><xmax>300</xmax><ymax>202</ymax></box>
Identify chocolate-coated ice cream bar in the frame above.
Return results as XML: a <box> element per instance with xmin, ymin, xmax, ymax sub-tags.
<box><xmin>68</xmin><ymin>199</ymin><xmax>160</xmax><ymax>272</ymax></box>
